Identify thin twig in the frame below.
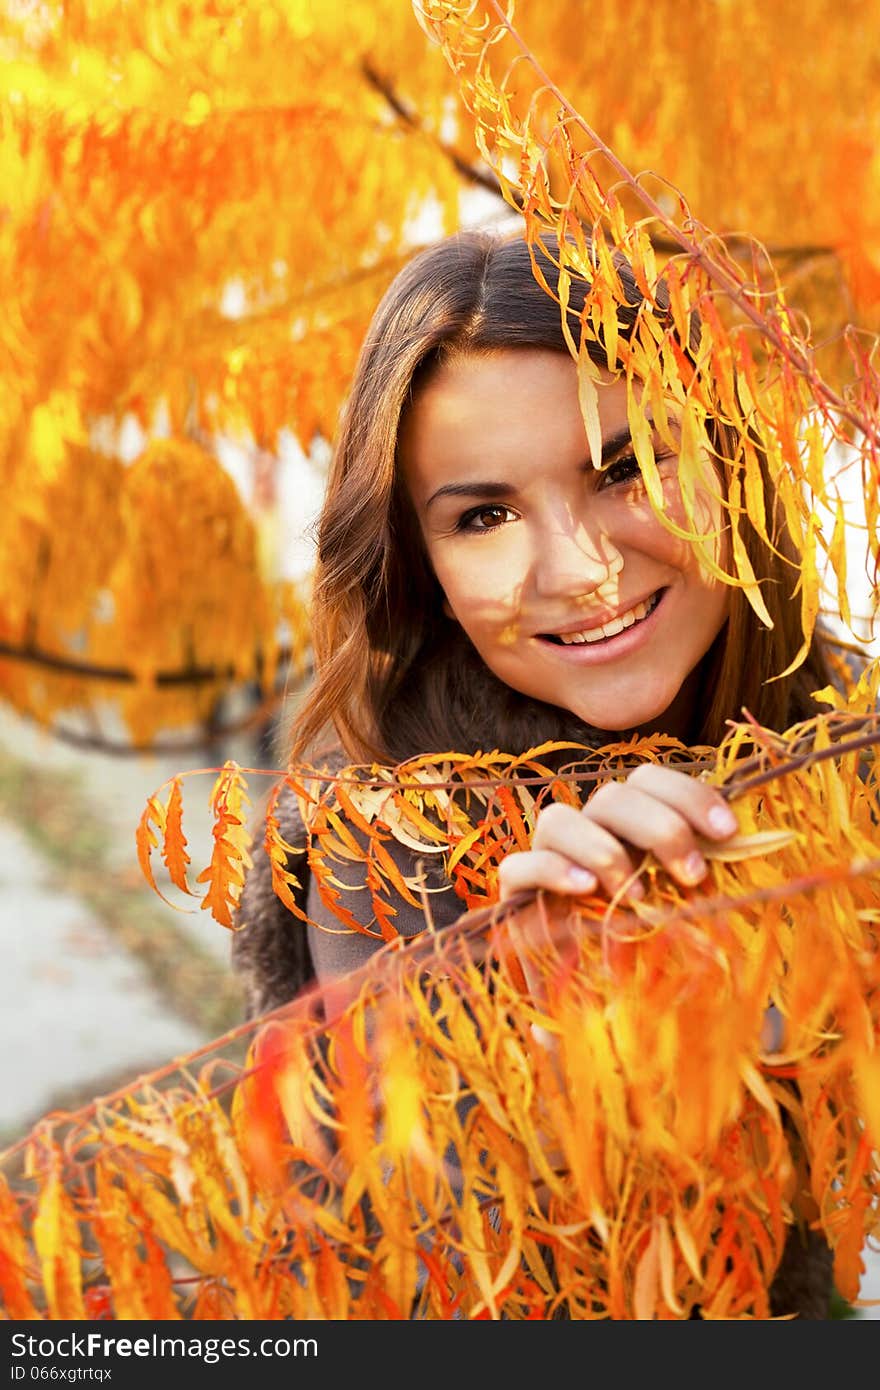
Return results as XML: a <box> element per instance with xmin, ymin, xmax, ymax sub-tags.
<box><xmin>725</xmin><ymin>727</ymin><xmax>880</xmax><ymax>799</ymax></box>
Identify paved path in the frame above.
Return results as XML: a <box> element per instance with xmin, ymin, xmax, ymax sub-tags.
<box><xmin>0</xmin><ymin>703</ymin><xmax>255</xmax><ymax>1140</ymax></box>
<box><xmin>0</xmin><ymin>818</ymin><xmax>204</xmax><ymax>1138</ymax></box>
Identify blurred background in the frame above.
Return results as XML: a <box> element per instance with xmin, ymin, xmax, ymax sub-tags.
<box><xmin>1</xmin><ymin>0</ymin><xmax>878</xmax><ymax>1314</ymax></box>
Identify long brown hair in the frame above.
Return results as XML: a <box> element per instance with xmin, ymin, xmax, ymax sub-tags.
<box><xmin>291</xmin><ymin>230</ymin><xmax>832</xmax><ymax>764</ymax></box>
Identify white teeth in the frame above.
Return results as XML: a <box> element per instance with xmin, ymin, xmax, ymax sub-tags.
<box><xmin>556</xmin><ymin>594</ymin><xmax>658</xmax><ymax>645</ymax></box>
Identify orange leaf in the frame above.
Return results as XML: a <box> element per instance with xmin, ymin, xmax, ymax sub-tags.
<box><xmin>0</xmin><ymin>1176</ymin><xmax>39</xmax><ymax>1318</ymax></box>
<box><xmin>162</xmin><ymin>777</ymin><xmax>193</xmax><ymax>895</ymax></box>
<box><xmin>136</xmin><ymin>793</ymin><xmax>166</xmax><ymax>893</ymax></box>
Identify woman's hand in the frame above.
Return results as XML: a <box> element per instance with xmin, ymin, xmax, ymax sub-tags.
<box><xmin>497</xmin><ymin>763</ymin><xmax>739</xmax><ymax>903</ymax></box>
<box><xmin>498</xmin><ymin>764</ymin><xmax>742</xmax><ymax>1086</ymax></box>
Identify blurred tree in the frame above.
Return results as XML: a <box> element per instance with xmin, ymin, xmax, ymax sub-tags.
<box><xmin>1</xmin><ymin>0</ymin><xmax>878</xmax><ymax>747</ymax></box>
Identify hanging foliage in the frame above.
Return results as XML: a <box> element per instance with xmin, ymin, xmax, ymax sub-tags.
<box><xmin>2</xmin><ymin>0</ymin><xmax>880</xmax><ymax>742</ymax></box>
<box><xmin>411</xmin><ymin>0</ymin><xmax>880</xmax><ymax>683</ymax></box>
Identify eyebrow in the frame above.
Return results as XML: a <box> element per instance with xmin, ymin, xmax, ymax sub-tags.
<box><xmin>425</xmin><ymin>422</ymin><xmax>637</xmax><ymax>508</ymax></box>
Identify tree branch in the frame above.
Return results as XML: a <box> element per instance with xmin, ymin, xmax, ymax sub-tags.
<box><xmin>486</xmin><ymin>1</ymin><xmax>877</xmax><ymax>448</ymax></box>
<box><xmin>0</xmin><ymin>638</ymin><xmax>302</xmax><ymax>688</ymax></box>
<box><xmin>48</xmin><ymin>695</ymin><xmax>291</xmax><ymax>758</ymax></box>
<box><xmin>363</xmin><ymin>57</ymin><xmax>838</xmax><ymax>293</ymax></box>
<box><xmin>361</xmin><ymin>58</ymin><xmax>516</xmax><ymax>206</ymax></box>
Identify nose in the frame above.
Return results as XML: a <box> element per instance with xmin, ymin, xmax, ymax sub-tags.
<box><xmin>531</xmin><ymin>517</ymin><xmax>624</xmax><ymax>601</ymax></box>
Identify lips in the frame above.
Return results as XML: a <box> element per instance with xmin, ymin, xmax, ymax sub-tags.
<box><xmin>540</xmin><ymin>590</ymin><xmax>664</xmax><ymax>645</ymax></box>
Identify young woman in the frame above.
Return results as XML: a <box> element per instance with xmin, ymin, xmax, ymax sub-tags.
<box><xmin>232</xmin><ymin>228</ymin><xmax>839</xmax><ymax>1316</ymax></box>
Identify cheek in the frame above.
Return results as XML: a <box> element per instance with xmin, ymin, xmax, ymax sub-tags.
<box><xmin>431</xmin><ymin>543</ymin><xmax>528</xmax><ymax>626</ymax></box>
<box><xmin>616</xmin><ymin>502</ymin><xmax>686</xmax><ymax>569</ymax></box>
<box><xmin>667</xmin><ymin>464</ymin><xmax>728</xmax><ymax>562</ymax></box>
<box><xmin>631</xmin><ymin>477</ymin><xmax>726</xmax><ymax>573</ymax></box>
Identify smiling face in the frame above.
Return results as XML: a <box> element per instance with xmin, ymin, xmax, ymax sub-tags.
<box><xmin>399</xmin><ymin>348</ymin><xmax>731</xmax><ymax>739</ymax></box>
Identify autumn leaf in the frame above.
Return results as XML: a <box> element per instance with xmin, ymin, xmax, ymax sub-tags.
<box><xmin>30</xmin><ymin>1145</ymin><xmax>85</xmax><ymax>1320</ymax></box>
<box><xmin>135</xmin><ymin>793</ymin><xmax>166</xmax><ymax>894</ymax></box>
<box><xmin>162</xmin><ymin>777</ymin><xmax>193</xmax><ymax>895</ymax></box>
<box><xmin>197</xmin><ymin>761</ymin><xmax>253</xmax><ymax>929</ymax></box>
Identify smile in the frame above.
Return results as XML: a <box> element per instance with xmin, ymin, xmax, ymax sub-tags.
<box><xmin>535</xmin><ymin>589</ymin><xmax>667</xmax><ymax>662</ymax></box>
<box><xmin>543</xmin><ymin>591</ymin><xmax>662</xmax><ymax>645</ymax></box>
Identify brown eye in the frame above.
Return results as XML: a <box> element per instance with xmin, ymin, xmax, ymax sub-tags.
<box><xmin>458</xmin><ymin>504</ymin><xmax>515</xmax><ymax>533</ymax></box>
<box><xmin>602</xmin><ymin>454</ymin><xmax>642</xmax><ymax>487</ymax></box>
<box><xmin>475</xmin><ymin>506</ymin><xmax>509</xmax><ymax>528</ymax></box>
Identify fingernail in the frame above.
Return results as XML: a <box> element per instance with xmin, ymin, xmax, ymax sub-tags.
<box><xmin>708</xmin><ymin>805</ymin><xmax>738</xmax><ymax>835</ymax></box>
<box><xmin>680</xmin><ymin>851</ymin><xmax>707</xmax><ymax>883</ymax></box>
<box><xmin>567</xmin><ymin>867</ymin><xmax>597</xmax><ymax>891</ymax></box>
<box><xmin>626</xmin><ymin>878</ymin><xmax>645</xmax><ymax>900</ymax></box>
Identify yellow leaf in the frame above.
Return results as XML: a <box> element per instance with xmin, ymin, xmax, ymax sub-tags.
<box><xmin>698</xmin><ymin>827</ymin><xmax>800</xmax><ymax>862</ymax></box>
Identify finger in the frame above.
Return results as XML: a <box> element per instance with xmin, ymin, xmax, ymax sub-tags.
<box><xmin>502</xmin><ymin>903</ymin><xmax>567</xmax><ymax>1083</ymax></box>
<box><xmin>530</xmin><ymin>802</ymin><xmax>643</xmax><ymax>900</ymax></box>
<box><xmin>497</xmin><ymin>847</ymin><xmax>599</xmax><ymax>901</ymax></box>
<box><xmin>625</xmin><ymin>763</ymin><xmax>739</xmax><ymax>839</ymax></box>
<box><xmin>502</xmin><ymin>898</ymin><xmax>554</xmax><ymax>1000</ymax></box>
<box><xmin>585</xmin><ymin>780</ymin><xmax>710</xmax><ymax>886</ymax></box>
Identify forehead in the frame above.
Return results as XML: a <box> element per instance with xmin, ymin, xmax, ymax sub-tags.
<box><xmin>399</xmin><ymin>348</ymin><xmax>625</xmax><ymax>494</ymax></box>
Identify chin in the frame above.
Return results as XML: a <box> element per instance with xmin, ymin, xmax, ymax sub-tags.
<box><xmin>571</xmin><ymin>693</ymin><xmax>687</xmax><ymax>739</ymax></box>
